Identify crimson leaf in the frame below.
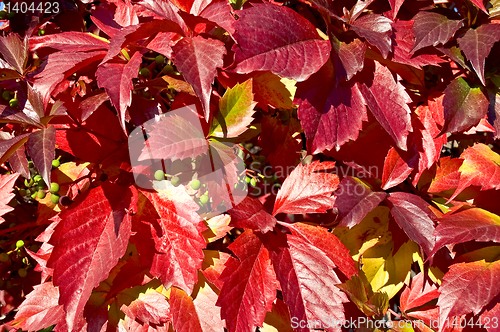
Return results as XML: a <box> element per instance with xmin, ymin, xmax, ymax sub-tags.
<box><xmin>272</xmin><ymin>161</ymin><xmax>339</xmax><ymax>216</ymax></box>
<box><xmin>349</xmin><ymin>14</ymin><xmax>392</xmax><ymax>59</ymax></box>
<box><xmin>271</xmin><ymin>233</ymin><xmax>348</xmax><ymax>332</ymax></box>
<box><xmin>10</xmin><ymin>282</ymin><xmax>65</xmax><ymax>330</ymax></box>
<box><xmin>138</xmin><ymin>190</ymin><xmax>206</xmax><ymax>294</ymax></box>
<box><xmin>0</xmin><ymin>173</ymin><xmax>20</xmax><ymax>224</ymax></box>
<box><xmin>173</xmin><ymin>36</ymin><xmax>226</xmax><ymax>120</ymax></box>
<box><xmin>227</xmin><ymin>196</ymin><xmax>277</xmax><ymax>233</ymax></box>
<box><xmin>358</xmin><ymin>61</ymin><xmax>413</xmax><ymax>151</ymax></box>
<box><xmin>47</xmin><ymin>183</ymin><xmax>138</xmax><ymax>330</ymax></box>
<box><xmin>283</xmin><ymin>222</ymin><xmax>358</xmax><ymax>278</ymax></box>
<box><xmin>217</xmin><ymin>230</ymin><xmax>278</xmax><ymax>332</ymax></box>
<box><xmin>96</xmin><ymin>51</ymin><xmax>143</xmax><ymax>133</ymax></box>
<box><xmin>433</xmin><ymin>208</ymin><xmax>500</xmax><ymax>255</ymax></box>
<box><xmin>437</xmin><ymin>259</ymin><xmax>500</xmax><ymax>332</ymax></box>
<box><xmin>29</xmin><ymin>32</ymin><xmax>110</xmax><ymax>53</ymax></box>
<box><xmin>231</xmin><ymin>2</ymin><xmax>331</xmax><ymax>82</ymax></box>
<box><xmin>386</xmin><ymin>192</ymin><xmax>436</xmax><ymax>257</ymax></box>
<box><xmin>295</xmin><ymin>62</ymin><xmax>367</xmax><ymax>153</ymax></box>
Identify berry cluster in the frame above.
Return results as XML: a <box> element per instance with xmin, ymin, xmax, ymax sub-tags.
<box><xmin>1</xmin><ymin>87</ymin><xmax>19</xmax><ymax>108</ymax></box>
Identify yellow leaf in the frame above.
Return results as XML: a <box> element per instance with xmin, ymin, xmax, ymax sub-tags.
<box><xmin>362</xmin><ymin>242</ymin><xmax>392</xmax><ymax>291</ymax></box>
<box><xmin>334</xmin><ymin>206</ymin><xmax>391</xmax><ymax>262</ymax></box>
<box><xmin>378</xmin><ymin>241</ymin><xmax>420</xmax><ymax>299</ymax></box>
<box><xmin>253</xmin><ymin>72</ymin><xmax>296</xmax><ymax>109</ymax></box>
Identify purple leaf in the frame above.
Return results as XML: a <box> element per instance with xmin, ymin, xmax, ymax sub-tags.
<box><xmin>411</xmin><ymin>11</ymin><xmax>462</xmax><ymax>52</ymax></box>
<box><xmin>231</xmin><ymin>3</ymin><xmax>331</xmax><ymax>82</ymax></box>
<box><xmin>26</xmin><ymin>126</ymin><xmax>56</xmax><ymax>188</ymax></box>
<box><xmin>331</xmin><ymin>37</ymin><xmax>367</xmax><ymax>81</ymax></box>
<box><xmin>457</xmin><ymin>24</ymin><xmax>500</xmax><ymax>85</ymax></box>
<box><xmin>173</xmin><ymin>36</ymin><xmax>226</xmax><ymax>120</ymax></box>
<box><xmin>0</xmin><ymin>133</ymin><xmax>30</xmax><ymax>165</ymax></box>
<box><xmin>358</xmin><ymin>61</ymin><xmax>412</xmax><ymax>151</ymax></box>
<box><xmin>350</xmin><ymin>14</ymin><xmax>393</xmax><ymax>58</ymax></box>
<box><xmin>391</xmin><ymin>20</ymin><xmax>444</xmax><ymax>69</ymax></box>
<box><xmin>386</xmin><ymin>192</ymin><xmax>436</xmax><ymax>257</ymax></box>
<box><xmin>295</xmin><ymin>64</ymin><xmax>367</xmax><ymax>153</ymax></box>
<box><xmin>199</xmin><ymin>0</ymin><xmax>236</xmax><ymax>35</ymax></box>
<box><xmin>8</xmin><ymin>145</ymin><xmax>30</xmax><ymax>180</ymax></box>
<box><xmin>0</xmin><ymin>34</ymin><xmax>28</xmax><ymax>74</ymax></box>
<box><xmin>442</xmin><ymin>77</ymin><xmax>489</xmax><ymax>134</ymax></box>
<box><xmin>335</xmin><ymin>176</ymin><xmax>387</xmax><ymax>228</ymax></box>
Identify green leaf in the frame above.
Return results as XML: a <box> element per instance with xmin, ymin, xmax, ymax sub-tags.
<box><xmin>209</xmin><ymin>79</ymin><xmax>256</xmax><ymax>138</ymax></box>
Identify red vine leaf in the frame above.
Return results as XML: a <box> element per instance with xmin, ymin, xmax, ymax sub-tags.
<box><xmin>173</xmin><ymin>36</ymin><xmax>226</xmax><ymax>120</ymax></box>
<box><xmin>272</xmin><ymin>161</ymin><xmax>339</xmax><ymax>216</ymax></box>
<box><xmin>216</xmin><ymin>230</ymin><xmax>278</xmax><ymax>332</ymax></box>
<box><xmin>47</xmin><ymin>183</ymin><xmax>138</xmax><ymax>330</ymax></box>
<box><xmin>231</xmin><ymin>3</ymin><xmax>331</xmax><ymax>82</ymax></box>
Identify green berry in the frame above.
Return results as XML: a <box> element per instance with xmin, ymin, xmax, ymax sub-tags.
<box><xmin>245</xmin><ymin>176</ymin><xmax>251</xmax><ymax>183</ymax></box>
<box><xmin>191</xmin><ymin>179</ymin><xmax>201</xmax><ymax>190</ymax></box>
<box><xmin>24</xmin><ymin>177</ymin><xmax>33</xmax><ymax>187</ymax></box>
<box><xmin>37</xmin><ymin>190</ymin><xmax>46</xmax><ymax>199</ymax></box>
<box><xmin>8</xmin><ymin>98</ymin><xmax>18</xmax><ymax>108</ymax></box>
<box><xmin>16</xmin><ymin>240</ymin><xmax>24</xmax><ymax>249</ymax></box>
<box><xmin>250</xmin><ymin>178</ymin><xmax>257</xmax><ymax>187</ymax></box>
<box><xmin>170</xmin><ymin>176</ymin><xmax>180</xmax><ymax>187</ymax></box>
<box><xmin>0</xmin><ymin>11</ymin><xmax>7</xmax><ymax>20</ymax></box>
<box><xmin>139</xmin><ymin>67</ymin><xmax>150</xmax><ymax>77</ymax></box>
<box><xmin>154</xmin><ymin>170</ymin><xmax>165</xmax><ymax>181</ymax></box>
<box><xmin>200</xmin><ymin>194</ymin><xmax>209</xmax><ymax>204</ymax></box>
<box><xmin>2</xmin><ymin>90</ymin><xmax>11</xmax><ymax>101</ymax></box>
<box><xmin>50</xmin><ymin>182</ymin><xmax>59</xmax><ymax>194</ymax></box>
<box><xmin>162</xmin><ymin>65</ymin><xmax>174</xmax><ymax>74</ymax></box>
<box><xmin>34</xmin><ymin>175</ymin><xmax>42</xmax><ymax>182</ymax></box>
<box><xmin>0</xmin><ymin>252</ymin><xmax>9</xmax><ymax>262</ymax></box>
<box><xmin>25</xmin><ymin>189</ymin><xmax>31</xmax><ymax>196</ymax></box>
<box><xmin>155</xmin><ymin>55</ymin><xmax>165</xmax><ymax>65</ymax></box>
<box><xmin>18</xmin><ymin>268</ymin><xmax>27</xmax><ymax>278</ymax></box>
<box><xmin>50</xmin><ymin>194</ymin><xmax>60</xmax><ymax>204</ymax></box>
<box><xmin>38</xmin><ymin>29</ymin><xmax>45</xmax><ymax>36</ymax></box>
<box><xmin>52</xmin><ymin>159</ymin><xmax>60</xmax><ymax>168</ymax></box>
